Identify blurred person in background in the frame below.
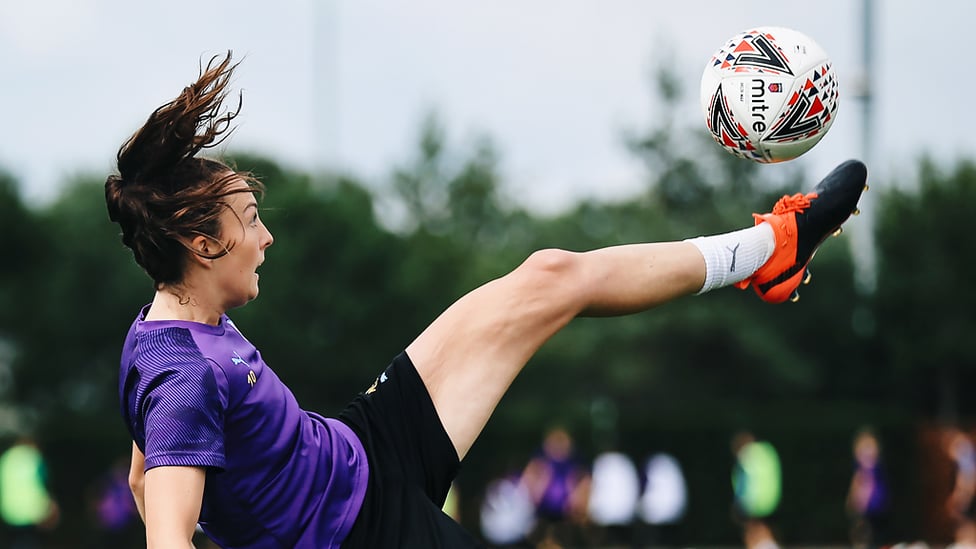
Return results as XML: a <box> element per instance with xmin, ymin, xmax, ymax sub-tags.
<box><xmin>637</xmin><ymin>452</ymin><xmax>688</xmax><ymax>546</ymax></box>
<box><xmin>945</xmin><ymin>428</ymin><xmax>976</xmax><ymax>549</ymax></box>
<box><xmin>479</xmin><ymin>471</ymin><xmax>535</xmax><ymax>547</ymax></box>
<box><xmin>0</xmin><ymin>437</ymin><xmax>59</xmax><ymax>549</ymax></box>
<box><xmin>88</xmin><ymin>455</ymin><xmax>142</xmax><ymax>547</ymax></box>
<box><xmin>106</xmin><ymin>51</ymin><xmax>867</xmax><ymax>548</ymax></box>
<box><xmin>731</xmin><ymin>431</ymin><xmax>782</xmax><ymax>549</ymax></box>
<box><xmin>846</xmin><ymin>427</ymin><xmax>889</xmax><ymax>549</ymax></box>
<box><xmin>520</xmin><ymin>426</ymin><xmax>590</xmax><ymax>548</ymax></box>
<box><xmin>585</xmin><ymin>449</ymin><xmax>641</xmax><ymax>547</ymax></box>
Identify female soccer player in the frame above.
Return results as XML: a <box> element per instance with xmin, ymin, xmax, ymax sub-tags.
<box><xmin>107</xmin><ymin>53</ymin><xmax>866</xmax><ymax>548</ymax></box>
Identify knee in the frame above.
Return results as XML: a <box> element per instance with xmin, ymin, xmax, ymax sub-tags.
<box><xmin>522</xmin><ymin>248</ymin><xmax>578</xmax><ymax>274</ymax></box>
<box><xmin>514</xmin><ymin>248</ymin><xmax>585</xmax><ymax>297</ymax></box>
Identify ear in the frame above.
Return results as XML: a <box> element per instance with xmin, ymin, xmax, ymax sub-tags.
<box><xmin>187</xmin><ymin>235</ymin><xmax>214</xmax><ymax>268</ymax></box>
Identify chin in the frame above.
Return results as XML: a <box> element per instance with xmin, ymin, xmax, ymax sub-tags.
<box><xmin>228</xmin><ymin>291</ymin><xmax>258</xmax><ymax>311</ymax></box>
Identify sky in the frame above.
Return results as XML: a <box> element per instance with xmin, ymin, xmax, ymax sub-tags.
<box><xmin>1</xmin><ymin>0</ymin><xmax>973</xmax><ymax>214</ymax></box>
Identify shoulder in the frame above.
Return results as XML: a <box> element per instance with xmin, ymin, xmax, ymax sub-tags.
<box><xmin>123</xmin><ymin>325</ymin><xmax>230</xmax><ymax>409</ymax></box>
<box><xmin>133</xmin><ymin>317</ymin><xmax>257</xmax><ymax>375</ymax></box>
<box><xmin>130</xmin><ymin>326</ymin><xmax>216</xmax><ymax>379</ymax></box>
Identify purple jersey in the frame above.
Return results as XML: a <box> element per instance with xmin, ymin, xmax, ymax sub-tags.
<box><xmin>119</xmin><ymin>306</ymin><xmax>368</xmax><ymax>548</ymax></box>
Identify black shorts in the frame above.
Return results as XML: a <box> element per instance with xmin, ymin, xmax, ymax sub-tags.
<box><xmin>338</xmin><ymin>352</ymin><xmax>484</xmax><ymax>548</ymax></box>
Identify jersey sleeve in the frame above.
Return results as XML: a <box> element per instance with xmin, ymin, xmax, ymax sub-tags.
<box><xmin>140</xmin><ymin>352</ymin><xmax>227</xmax><ymax>471</ymax></box>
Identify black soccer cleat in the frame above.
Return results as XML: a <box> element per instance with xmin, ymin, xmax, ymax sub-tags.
<box><xmin>735</xmin><ymin>159</ymin><xmax>868</xmax><ymax>303</ymax></box>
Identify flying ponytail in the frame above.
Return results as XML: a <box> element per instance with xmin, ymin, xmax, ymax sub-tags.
<box><xmin>105</xmin><ymin>51</ymin><xmax>263</xmax><ymax>288</ymax></box>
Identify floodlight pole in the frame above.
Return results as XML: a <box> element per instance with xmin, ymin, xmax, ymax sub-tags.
<box><xmin>851</xmin><ymin>0</ymin><xmax>877</xmax><ymax>295</ymax></box>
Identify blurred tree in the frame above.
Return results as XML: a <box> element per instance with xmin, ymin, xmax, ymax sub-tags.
<box><xmin>0</xmin><ymin>172</ymin><xmax>40</xmax><ymax>331</ymax></box>
<box><xmin>224</xmin><ymin>157</ymin><xmax>415</xmax><ymax>411</ymax></box>
<box><xmin>0</xmin><ymin>176</ymin><xmax>148</xmax><ymax>543</ymax></box>
<box><xmin>874</xmin><ymin>158</ymin><xmax>976</xmax><ymax>421</ymax></box>
<box><xmin>12</xmin><ymin>179</ymin><xmax>148</xmax><ymax>428</ymax></box>
<box><xmin>0</xmin><ymin>171</ymin><xmax>42</xmax><ymax>438</ymax></box>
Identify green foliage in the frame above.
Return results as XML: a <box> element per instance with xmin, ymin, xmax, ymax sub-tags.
<box><xmin>11</xmin><ymin>177</ymin><xmax>148</xmax><ymax>427</ymax></box>
<box><xmin>874</xmin><ymin>158</ymin><xmax>976</xmax><ymax>420</ymax></box>
<box><xmin>0</xmin><ymin>171</ymin><xmax>40</xmax><ymax>343</ymax></box>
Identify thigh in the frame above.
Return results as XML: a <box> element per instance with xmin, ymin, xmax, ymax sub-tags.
<box><xmin>407</xmin><ymin>250</ymin><xmax>583</xmax><ymax>460</ymax></box>
<box><xmin>407</xmin><ymin>243</ymin><xmax>702</xmax><ymax>460</ymax></box>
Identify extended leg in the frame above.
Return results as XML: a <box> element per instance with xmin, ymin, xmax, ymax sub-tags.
<box><xmin>407</xmin><ymin>241</ymin><xmax>706</xmax><ymax>459</ymax></box>
<box><xmin>408</xmin><ymin>159</ymin><xmax>868</xmax><ymax>459</ymax></box>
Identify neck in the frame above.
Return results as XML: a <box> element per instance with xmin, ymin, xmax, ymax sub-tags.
<box><xmin>145</xmin><ymin>287</ymin><xmax>223</xmax><ymax>326</ymax></box>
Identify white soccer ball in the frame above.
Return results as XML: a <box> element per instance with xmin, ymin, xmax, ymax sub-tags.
<box><xmin>700</xmin><ymin>26</ymin><xmax>839</xmax><ymax>163</ymax></box>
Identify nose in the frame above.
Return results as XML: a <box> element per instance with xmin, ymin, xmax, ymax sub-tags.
<box><xmin>261</xmin><ymin>221</ymin><xmax>274</xmax><ymax>249</ymax></box>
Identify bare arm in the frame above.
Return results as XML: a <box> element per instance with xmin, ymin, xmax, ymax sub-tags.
<box><xmin>129</xmin><ymin>443</ymin><xmax>147</xmax><ymax>523</ymax></box>
<box><xmin>143</xmin><ymin>464</ymin><xmax>206</xmax><ymax>549</ymax></box>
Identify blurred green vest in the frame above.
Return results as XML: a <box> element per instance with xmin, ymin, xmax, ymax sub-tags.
<box><xmin>0</xmin><ymin>442</ymin><xmax>52</xmax><ymax>526</ymax></box>
<box><xmin>732</xmin><ymin>440</ymin><xmax>781</xmax><ymax>517</ymax></box>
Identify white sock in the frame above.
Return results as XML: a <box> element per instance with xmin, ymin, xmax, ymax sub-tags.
<box><xmin>685</xmin><ymin>223</ymin><xmax>775</xmax><ymax>294</ymax></box>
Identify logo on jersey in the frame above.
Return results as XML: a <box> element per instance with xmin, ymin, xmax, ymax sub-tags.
<box><xmin>232</xmin><ymin>351</ymin><xmax>256</xmax><ymax>388</ymax></box>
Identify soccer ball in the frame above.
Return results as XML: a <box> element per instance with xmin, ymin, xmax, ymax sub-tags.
<box><xmin>700</xmin><ymin>27</ymin><xmax>838</xmax><ymax>163</ymax></box>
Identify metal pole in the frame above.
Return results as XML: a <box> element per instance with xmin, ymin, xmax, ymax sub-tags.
<box><xmin>852</xmin><ymin>0</ymin><xmax>877</xmax><ymax>295</ymax></box>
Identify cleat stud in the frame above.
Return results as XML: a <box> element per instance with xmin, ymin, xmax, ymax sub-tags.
<box><xmin>852</xmin><ymin>208</ymin><xmax>860</xmax><ymax>216</ymax></box>
<box><xmin>790</xmin><ymin>291</ymin><xmax>800</xmax><ymax>303</ymax></box>
<box><xmin>832</xmin><ymin>227</ymin><xmax>844</xmax><ymax>237</ymax></box>
<box><xmin>864</xmin><ymin>184</ymin><xmax>870</xmax><ymax>191</ymax></box>
<box><xmin>802</xmin><ymin>270</ymin><xmax>812</xmax><ymax>285</ymax></box>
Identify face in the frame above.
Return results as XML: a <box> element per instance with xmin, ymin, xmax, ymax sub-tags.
<box><xmin>211</xmin><ymin>181</ymin><xmax>274</xmax><ymax>310</ymax></box>
<box><xmin>854</xmin><ymin>433</ymin><xmax>878</xmax><ymax>466</ymax></box>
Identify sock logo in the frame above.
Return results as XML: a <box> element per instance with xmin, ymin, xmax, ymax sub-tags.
<box><xmin>727</xmin><ymin>243</ymin><xmax>740</xmax><ymax>272</ymax></box>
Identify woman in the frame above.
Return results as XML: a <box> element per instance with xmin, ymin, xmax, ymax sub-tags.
<box><xmin>107</xmin><ymin>53</ymin><xmax>866</xmax><ymax>548</ymax></box>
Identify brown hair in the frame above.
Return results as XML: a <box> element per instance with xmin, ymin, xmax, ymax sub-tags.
<box><xmin>105</xmin><ymin>51</ymin><xmax>264</xmax><ymax>288</ymax></box>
